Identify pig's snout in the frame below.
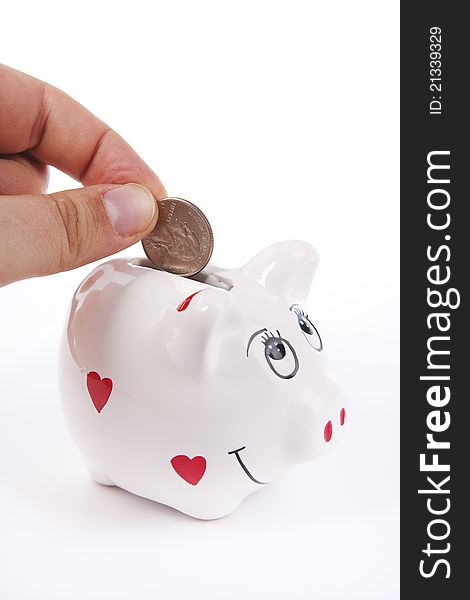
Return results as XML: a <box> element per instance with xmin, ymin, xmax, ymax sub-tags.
<box><xmin>323</xmin><ymin>407</ymin><xmax>346</xmax><ymax>443</ymax></box>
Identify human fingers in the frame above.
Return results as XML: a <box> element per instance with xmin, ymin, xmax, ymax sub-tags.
<box><xmin>0</xmin><ymin>154</ymin><xmax>49</xmax><ymax>195</ymax></box>
<box><xmin>0</xmin><ymin>64</ymin><xmax>166</xmax><ymax>199</ymax></box>
<box><xmin>0</xmin><ymin>183</ymin><xmax>158</xmax><ymax>286</ymax></box>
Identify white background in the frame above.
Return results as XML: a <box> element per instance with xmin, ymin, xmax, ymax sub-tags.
<box><xmin>0</xmin><ymin>1</ymin><xmax>399</xmax><ymax>598</ymax></box>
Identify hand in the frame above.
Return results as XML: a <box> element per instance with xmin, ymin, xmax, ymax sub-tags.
<box><xmin>0</xmin><ymin>64</ymin><xmax>166</xmax><ymax>286</ymax></box>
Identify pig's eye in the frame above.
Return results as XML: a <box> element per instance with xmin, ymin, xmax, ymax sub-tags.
<box><xmin>290</xmin><ymin>304</ymin><xmax>323</xmax><ymax>351</ymax></box>
<box><xmin>262</xmin><ymin>331</ymin><xmax>299</xmax><ymax>379</ymax></box>
<box><xmin>264</xmin><ymin>335</ymin><xmax>286</xmax><ymax>360</ymax></box>
<box><xmin>246</xmin><ymin>328</ymin><xmax>299</xmax><ymax>379</ymax></box>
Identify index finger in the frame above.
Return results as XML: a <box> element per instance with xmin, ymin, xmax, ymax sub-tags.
<box><xmin>0</xmin><ymin>64</ymin><xmax>166</xmax><ymax>199</ymax></box>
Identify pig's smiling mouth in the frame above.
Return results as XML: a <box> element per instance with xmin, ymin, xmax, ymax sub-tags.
<box><xmin>228</xmin><ymin>446</ymin><xmax>268</xmax><ymax>485</ymax></box>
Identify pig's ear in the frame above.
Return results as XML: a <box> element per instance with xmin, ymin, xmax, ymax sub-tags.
<box><xmin>163</xmin><ymin>287</ymin><xmax>233</xmax><ymax>374</ymax></box>
<box><xmin>241</xmin><ymin>240</ymin><xmax>319</xmax><ymax>302</ymax></box>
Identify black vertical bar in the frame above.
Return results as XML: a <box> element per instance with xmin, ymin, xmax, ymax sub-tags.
<box><xmin>401</xmin><ymin>2</ymin><xmax>468</xmax><ymax>597</ymax></box>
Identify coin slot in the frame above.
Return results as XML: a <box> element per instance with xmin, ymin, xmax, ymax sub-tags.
<box><xmin>131</xmin><ymin>258</ymin><xmax>157</xmax><ymax>269</ymax></box>
<box><xmin>190</xmin><ymin>271</ymin><xmax>233</xmax><ymax>291</ymax></box>
<box><xmin>130</xmin><ymin>259</ymin><xmax>233</xmax><ymax>291</ymax></box>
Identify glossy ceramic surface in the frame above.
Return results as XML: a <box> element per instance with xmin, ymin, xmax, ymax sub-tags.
<box><xmin>59</xmin><ymin>240</ymin><xmax>346</xmax><ymax>519</ymax></box>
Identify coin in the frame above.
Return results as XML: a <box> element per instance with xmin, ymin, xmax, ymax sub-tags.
<box><xmin>142</xmin><ymin>197</ymin><xmax>214</xmax><ymax>277</ymax></box>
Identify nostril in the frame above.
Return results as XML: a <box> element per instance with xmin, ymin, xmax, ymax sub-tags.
<box><xmin>324</xmin><ymin>421</ymin><xmax>333</xmax><ymax>442</ymax></box>
<box><xmin>340</xmin><ymin>407</ymin><xmax>346</xmax><ymax>426</ymax></box>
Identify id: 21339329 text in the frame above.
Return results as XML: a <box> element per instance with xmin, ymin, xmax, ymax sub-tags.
<box><xmin>429</xmin><ymin>26</ymin><xmax>443</xmax><ymax>115</ymax></box>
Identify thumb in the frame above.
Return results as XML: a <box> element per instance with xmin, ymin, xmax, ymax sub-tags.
<box><xmin>0</xmin><ymin>183</ymin><xmax>158</xmax><ymax>286</ymax></box>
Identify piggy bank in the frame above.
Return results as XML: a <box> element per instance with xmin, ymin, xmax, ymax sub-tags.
<box><xmin>59</xmin><ymin>241</ymin><xmax>346</xmax><ymax>519</ymax></box>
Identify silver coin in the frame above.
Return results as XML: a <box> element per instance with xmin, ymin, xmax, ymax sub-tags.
<box><xmin>142</xmin><ymin>197</ymin><xmax>214</xmax><ymax>277</ymax></box>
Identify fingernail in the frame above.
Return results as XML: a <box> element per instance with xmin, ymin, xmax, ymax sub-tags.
<box><xmin>102</xmin><ymin>184</ymin><xmax>156</xmax><ymax>236</ymax></box>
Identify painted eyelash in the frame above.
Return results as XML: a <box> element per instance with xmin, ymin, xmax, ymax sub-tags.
<box><xmin>292</xmin><ymin>305</ymin><xmax>307</xmax><ymax>318</ymax></box>
<box><xmin>261</xmin><ymin>330</ymin><xmax>281</xmax><ymax>345</ymax></box>
<box><xmin>246</xmin><ymin>328</ymin><xmax>283</xmax><ymax>357</ymax></box>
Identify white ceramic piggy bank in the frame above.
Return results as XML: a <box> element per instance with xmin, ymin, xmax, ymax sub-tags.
<box><xmin>59</xmin><ymin>240</ymin><xmax>346</xmax><ymax>519</ymax></box>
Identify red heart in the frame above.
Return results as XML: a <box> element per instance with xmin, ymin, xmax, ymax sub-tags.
<box><xmin>171</xmin><ymin>455</ymin><xmax>206</xmax><ymax>485</ymax></box>
<box><xmin>86</xmin><ymin>371</ymin><xmax>113</xmax><ymax>413</ymax></box>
